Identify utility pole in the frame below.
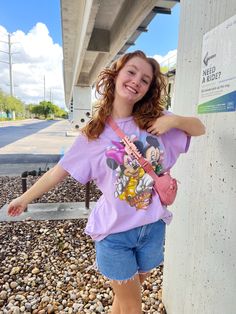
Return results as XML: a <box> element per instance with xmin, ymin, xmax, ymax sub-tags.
<box><xmin>0</xmin><ymin>33</ymin><xmax>16</xmax><ymax>96</ymax></box>
<box><xmin>43</xmin><ymin>75</ymin><xmax>46</xmax><ymax>101</ymax></box>
<box><xmin>50</xmin><ymin>88</ymin><xmax>53</xmax><ymax>103</ymax></box>
<box><xmin>8</xmin><ymin>34</ymin><xmax>14</xmax><ymax>96</ymax></box>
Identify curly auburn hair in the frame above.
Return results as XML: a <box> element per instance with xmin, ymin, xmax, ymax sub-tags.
<box><xmin>81</xmin><ymin>50</ymin><xmax>167</xmax><ymax>140</ymax></box>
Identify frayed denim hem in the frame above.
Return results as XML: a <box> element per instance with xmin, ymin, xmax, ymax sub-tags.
<box><xmin>88</xmin><ymin>260</ymin><xmax>140</xmax><ymax>284</ymax></box>
<box><xmin>106</xmin><ymin>271</ymin><xmax>140</xmax><ymax>285</ymax></box>
<box><xmin>87</xmin><ymin>259</ymin><xmax>164</xmax><ymax>285</ymax></box>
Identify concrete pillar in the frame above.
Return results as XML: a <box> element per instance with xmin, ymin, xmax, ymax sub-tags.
<box><xmin>72</xmin><ymin>86</ymin><xmax>92</xmax><ymax>129</ymax></box>
<box><xmin>162</xmin><ymin>1</ymin><xmax>236</xmax><ymax>314</ymax></box>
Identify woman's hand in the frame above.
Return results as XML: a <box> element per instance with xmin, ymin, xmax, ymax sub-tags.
<box><xmin>147</xmin><ymin>115</ymin><xmax>177</xmax><ymax>135</ymax></box>
<box><xmin>7</xmin><ymin>164</ymin><xmax>69</xmax><ymax>217</ymax></box>
<box><xmin>8</xmin><ymin>196</ymin><xmax>28</xmax><ymax>216</ymax></box>
<box><xmin>147</xmin><ymin>114</ymin><xmax>206</xmax><ymax>136</ymax></box>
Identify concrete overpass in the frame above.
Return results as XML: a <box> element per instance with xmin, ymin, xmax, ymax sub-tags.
<box><xmin>60</xmin><ymin>0</ymin><xmax>179</xmax><ymax>128</ymax></box>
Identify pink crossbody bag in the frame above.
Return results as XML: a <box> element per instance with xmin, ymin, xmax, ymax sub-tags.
<box><xmin>107</xmin><ymin>116</ymin><xmax>178</xmax><ymax>206</ymax></box>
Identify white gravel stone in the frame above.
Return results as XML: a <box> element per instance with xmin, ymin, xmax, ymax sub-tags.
<box><xmin>0</xmin><ymin>291</ymin><xmax>7</xmax><ymax>300</ymax></box>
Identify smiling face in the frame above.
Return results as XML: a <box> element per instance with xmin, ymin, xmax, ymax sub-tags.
<box><xmin>114</xmin><ymin>56</ymin><xmax>153</xmax><ymax>106</ymax></box>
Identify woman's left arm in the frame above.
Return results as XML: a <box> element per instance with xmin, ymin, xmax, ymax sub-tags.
<box><xmin>147</xmin><ymin>115</ymin><xmax>206</xmax><ymax>136</ymax></box>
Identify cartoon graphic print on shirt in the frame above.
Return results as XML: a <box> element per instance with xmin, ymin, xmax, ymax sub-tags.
<box><xmin>105</xmin><ymin>135</ymin><xmax>164</xmax><ymax>210</ymax></box>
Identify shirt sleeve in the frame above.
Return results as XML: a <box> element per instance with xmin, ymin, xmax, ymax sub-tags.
<box><xmin>161</xmin><ymin>110</ymin><xmax>191</xmax><ymax>169</ymax></box>
<box><xmin>58</xmin><ymin>134</ymin><xmax>92</xmax><ymax>184</ymax></box>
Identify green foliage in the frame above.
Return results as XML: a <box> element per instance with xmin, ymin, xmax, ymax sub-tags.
<box><xmin>161</xmin><ymin>66</ymin><xmax>169</xmax><ymax>74</ymax></box>
<box><xmin>30</xmin><ymin>101</ymin><xmax>68</xmax><ymax>119</ymax></box>
<box><xmin>0</xmin><ymin>89</ymin><xmax>67</xmax><ymax>120</ymax></box>
<box><xmin>0</xmin><ymin>89</ymin><xmax>24</xmax><ymax>118</ymax></box>
<box><xmin>31</xmin><ymin>101</ymin><xmax>54</xmax><ymax>118</ymax></box>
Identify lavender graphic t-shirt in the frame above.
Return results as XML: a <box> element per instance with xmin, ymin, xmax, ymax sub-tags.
<box><xmin>59</xmin><ymin>115</ymin><xmax>190</xmax><ymax>241</ymax></box>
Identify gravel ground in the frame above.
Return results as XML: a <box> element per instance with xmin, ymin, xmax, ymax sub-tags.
<box><xmin>0</xmin><ymin>176</ymin><xmax>166</xmax><ymax>314</ymax></box>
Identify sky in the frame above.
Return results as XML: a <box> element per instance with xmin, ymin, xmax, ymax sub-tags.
<box><xmin>0</xmin><ymin>0</ymin><xmax>180</xmax><ymax>108</ymax></box>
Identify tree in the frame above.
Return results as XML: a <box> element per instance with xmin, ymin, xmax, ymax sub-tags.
<box><xmin>0</xmin><ymin>89</ymin><xmax>24</xmax><ymax>118</ymax></box>
<box><xmin>39</xmin><ymin>101</ymin><xmax>56</xmax><ymax>118</ymax></box>
<box><xmin>6</xmin><ymin>95</ymin><xmax>24</xmax><ymax>115</ymax></box>
<box><xmin>29</xmin><ymin>101</ymin><xmax>55</xmax><ymax>118</ymax></box>
<box><xmin>53</xmin><ymin>105</ymin><xmax>68</xmax><ymax>118</ymax></box>
<box><xmin>0</xmin><ymin>90</ymin><xmax>67</xmax><ymax>120</ymax></box>
<box><xmin>29</xmin><ymin>101</ymin><xmax>68</xmax><ymax>119</ymax></box>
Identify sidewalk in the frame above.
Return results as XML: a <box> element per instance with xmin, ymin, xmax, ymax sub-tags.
<box><xmin>0</xmin><ymin>119</ymin><xmax>76</xmax><ymax>175</ymax></box>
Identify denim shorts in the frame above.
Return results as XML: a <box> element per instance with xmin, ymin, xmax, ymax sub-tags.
<box><xmin>95</xmin><ymin>219</ymin><xmax>166</xmax><ymax>281</ymax></box>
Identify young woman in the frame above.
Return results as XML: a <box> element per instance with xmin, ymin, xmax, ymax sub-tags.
<box><xmin>8</xmin><ymin>50</ymin><xmax>205</xmax><ymax>314</ymax></box>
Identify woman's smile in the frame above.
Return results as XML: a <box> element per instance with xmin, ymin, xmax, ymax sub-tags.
<box><xmin>124</xmin><ymin>84</ymin><xmax>138</xmax><ymax>94</ymax></box>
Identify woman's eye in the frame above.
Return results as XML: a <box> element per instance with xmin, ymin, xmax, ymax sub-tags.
<box><xmin>142</xmin><ymin>78</ymin><xmax>149</xmax><ymax>84</ymax></box>
<box><xmin>128</xmin><ymin>70</ymin><xmax>135</xmax><ymax>75</ymax></box>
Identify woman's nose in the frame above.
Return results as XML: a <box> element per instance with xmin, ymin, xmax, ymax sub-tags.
<box><xmin>131</xmin><ymin>76</ymin><xmax>140</xmax><ymax>87</ymax></box>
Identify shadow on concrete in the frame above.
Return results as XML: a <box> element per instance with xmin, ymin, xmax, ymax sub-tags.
<box><xmin>0</xmin><ymin>154</ymin><xmax>61</xmax><ymax>164</ymax></box>
<box><xmin>0</xmin><ymin>120</ymin><xmax>59</xmax><ymax>148</ymax></box>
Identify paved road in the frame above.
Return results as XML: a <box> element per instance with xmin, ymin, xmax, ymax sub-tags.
<box><xmin>0</xmin><ymin>119</ymin><xmax>58</xmax><ymax>148</ymax></box>
<box><xmin>0</xmin><ymin>119</ymin><xmax>77</xmax><ymax>175</ymax></box>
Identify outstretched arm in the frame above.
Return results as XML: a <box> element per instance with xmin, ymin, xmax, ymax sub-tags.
<box><xmin>7</xmin><ymin>163</ymin><xmax>69</xmax><ymax>216</ymax></box>
<box><xmin>147</xmin><ymin>114</ymin><xmax>206</xmax><ymax>136</ymax></box>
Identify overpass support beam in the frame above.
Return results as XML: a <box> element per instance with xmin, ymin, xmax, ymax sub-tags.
<box><xmin>72</xmin><ymin>86</ymin><xmax>92</xmax><ymax>129</ymax></box>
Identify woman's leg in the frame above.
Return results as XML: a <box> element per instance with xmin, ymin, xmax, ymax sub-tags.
<box><xmin>110</xmin><ymin>272</ymin><xmax>150</xmax><ymax>314</ymax></box>
<box><xmin>110</xmin><ymin>296</ymin><xmax>120</xmax><ymax>314</ymax></box>
<box><xmin>110</xmin><ymin>274</ymin><xmax>142</xmax><ymax>314</ymax></box>
<box><xmin>139</xmin><ymin>272</ymin><xmax>150</xmax><ymax>284</ymax></box>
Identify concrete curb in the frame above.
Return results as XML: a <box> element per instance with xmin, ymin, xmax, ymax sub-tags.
<box><xmin>0</xmin><ymin>202</ymin><xmax>95</xmax><ymax>222</ymax></box>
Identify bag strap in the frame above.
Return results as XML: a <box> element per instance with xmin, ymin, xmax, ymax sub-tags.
<box><xmin>107</xmin><ymin>116</ymin><xmax>126</xmax><ymax>138</ymax></box>
<box><xmin>107</xmin><ymin>116</ymin><xmax>159</xmax><ymax>182</ymax></box>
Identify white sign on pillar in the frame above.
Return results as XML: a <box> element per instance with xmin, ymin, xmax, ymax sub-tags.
<box><xmin>198</xmin><ymin>14</ymin><xmax>236</xmax><ymax>114</ymax></box>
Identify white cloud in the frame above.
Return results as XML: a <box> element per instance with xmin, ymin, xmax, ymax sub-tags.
<box><xmin>0</xmin><ymin>23</ymin><xmax>65</xmax><ymax>108</ymax></box>
<box><xmin>152</xmin><ymin>49</ymin><xmax>177</xmax><ymax>69</ymax></box>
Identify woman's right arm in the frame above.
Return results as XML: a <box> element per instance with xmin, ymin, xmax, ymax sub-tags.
<box><xmin>7</xmin><ymin>163</ymin><xmax>69</xmax><ymax>216</ymax></box>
